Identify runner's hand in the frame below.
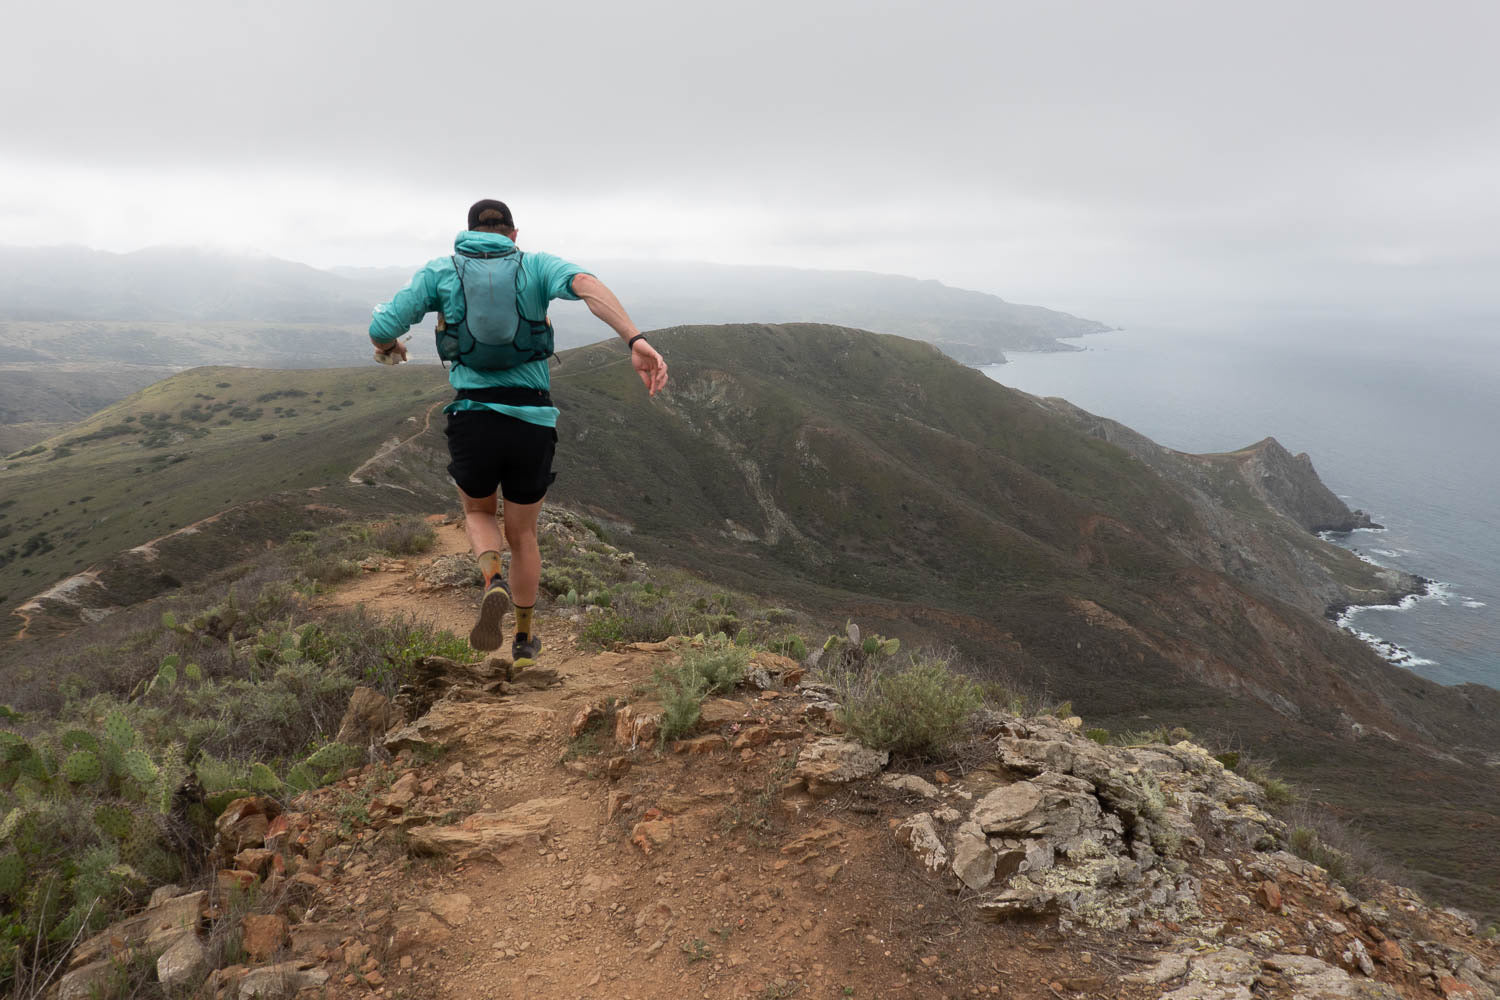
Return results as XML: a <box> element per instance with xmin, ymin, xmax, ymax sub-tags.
<box><xmin>374</xmin><ymin>339</ymin><xmax>409</xmax><ymax>364</ymax></box>
<box><xmin>632</xmin><ymin>340</ymin><xmax>668</xmax><ymax>396</ymax></box>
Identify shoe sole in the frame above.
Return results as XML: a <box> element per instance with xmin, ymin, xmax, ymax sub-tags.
<box><xmin>512</xmin><ymin>640</ymin><xmax>542</xmax><ymax>669</ymax></box>
<box><xmin>469</xmin><ymin>586</ymin><xmax>512</xmax><ymax>652</ymax></box>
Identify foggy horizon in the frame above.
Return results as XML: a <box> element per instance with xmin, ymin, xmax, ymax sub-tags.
<box><xmin>4</xmin><ymin>0</ymin><xmax>1499</xmax><ymax>327</ymax></box>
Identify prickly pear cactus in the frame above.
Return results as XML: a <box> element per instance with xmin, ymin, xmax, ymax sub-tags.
<box><xmin>248</xmin><ymin>762</ymin><xmax>281</xmax><ymax>794</ymax></box>
<box><xmin>104</xmin><ymin>710</ymin><xmax>136</xmax><ymax>750</ymax></box>
<box><xmin>0</xmin><ymin>731</ymin><xmax>32</xmax><ymax>762</ymax></box>
<box><xmin>155</xmin><ymin>659</ymin><xmax>178</xmax><ymax>690</ymax></box>
<box><xmin>122</xmin><ymin>749</ymin><xmax>158</xmax><ymax>787</ymax></box>
<box><xmin>183</xmin><ymin>662</ymin><xmax>203</xmax><ymax>684</ymax></box>
<box><xmin>59</xmin><ymin>729</ymin><xmax>98</xmax><ymax>754</ymax></box>
<box><xmin>205</xmin><ymin>788</ymin><xmax>253</xmax><ymax>816</ymax></box>
<box><xmin>304</xmin><ymin>742</ymin><xmax>360</xmax><ymax>774</ymax></box>
<box><xmin>0</xmin><ymin>851</ymin><xmax>24</xmax><ymax>896</ymax></box>
<box><xmin>284</xmin><ymin>762</ymin><xmax>320</xmax><ymax>793</ymax></box>
<box><xmin>93</xmin><ymin>803</ymin><xmax>135</xmax><ymax>841</ymax></box>
<box><xmin>62</xmin><ymin>750</ymin><xmax>103</xmax><ymax>784</ymax></box>
<box><xmin>0</xmin><ymin>806</ymin><xmax>24</xmax><ymax>842</ymax></box>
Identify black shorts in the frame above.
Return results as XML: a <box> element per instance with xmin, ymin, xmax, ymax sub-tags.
<box><xmin>444</xmin><ymin>409</ymin><xmax>558</xmax><ymax>504</ymax></box>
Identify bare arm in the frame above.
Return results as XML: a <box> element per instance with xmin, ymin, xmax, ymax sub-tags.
<box><xmin>572</xmin><ymin>273</ymin><xmax>639</xmax><ymax>340</ymax></box>
<box><xmin>572</xmin><ymin>273</ymin><xmax>668</xmax><ymax>396</ymax></box>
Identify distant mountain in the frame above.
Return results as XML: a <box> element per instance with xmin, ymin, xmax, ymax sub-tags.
<box><xmin>0</xmin><ymin>245</ymin><xmax>374</xmax><ymax>324</ymax></box>
<box><xmin>2</xmin><ymin>245</ymin><xmax>1107</xmax><ymax>360</ymax></box>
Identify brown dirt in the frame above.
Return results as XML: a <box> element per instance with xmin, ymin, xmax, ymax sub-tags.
<box><xmin>291</xmin><ymin>518</ymin><xmax>1152</xmax><ymax>1000</ymax></box>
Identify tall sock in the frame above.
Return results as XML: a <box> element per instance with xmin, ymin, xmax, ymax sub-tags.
<box><xmin>514</xmin><ymin>604</ymin><xmax>534</xmax><ymax>638</ymax></box>
<box><xmin>476</xmin><ymin>550</ymin><xmax>503</xmax><ymax>583</ymax></box>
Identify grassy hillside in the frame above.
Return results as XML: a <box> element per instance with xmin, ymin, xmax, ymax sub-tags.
<box><xmin>0</xmin><ymin>364</ymin><xmax>449</xmax><ymax>620</ymax></box>
<box><xmin>4</xmin><ymin>328</ymin><xmax>1498</xmax><ymax>916</ymax></box>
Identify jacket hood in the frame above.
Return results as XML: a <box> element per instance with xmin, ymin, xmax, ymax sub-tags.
<box><xmin>454</xmin><ymin>231</ymin><xmax>517</xmax><ymax>255</ymax></box>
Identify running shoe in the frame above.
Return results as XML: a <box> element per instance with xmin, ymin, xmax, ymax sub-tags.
<box><xmin>468</xmin><ymin>578</ymin><xmax>512</xmax><ymax>652</ymax></box>
<box><xmin>511</xmin><ymin>633</ymin><xmax>543</xmax><ymax>669</ymax></box>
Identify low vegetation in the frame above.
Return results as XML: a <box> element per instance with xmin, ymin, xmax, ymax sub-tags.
<box><xmin>835</xmin><ymin>655</ymin><xmax>983</xmax><ymax>758</ymax></box>
<box><xmin>652</xmin><ymin>638</ymin><xmax>752</xmax><ymax>744</ymax></box>
<box><xmin>0</xmin><ymin>518</ymin><xmax>466</xmax><ymax>994</ymax></box>
<box><xmin>537</xmin><ymin>512</ymin><xmax>809</xmax><ymax>650</ymax></box>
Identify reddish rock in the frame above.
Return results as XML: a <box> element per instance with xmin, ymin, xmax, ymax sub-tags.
<box><xmin>239</xmin><ymin>914</ymin><xmax>288</xmax><ymax>961</ymax></box>
<box><xmin>1439</xmin><ymin>977</ymin><xmax>1481</xmax><ymax>999</ymax></box>
<box><xmin>606</xmin><ymin>790</ymin><xmax>635</xmax><ymax>822</ymax></box>
<box><xmin>733</xmin><ymin>726</ymin><xmax>772</xmax><ymax>749</ymax></box>
<box><xmin>233</xmin><ymin>848</ymin><xmax>275</xmax><ymax>876</ymax></box>
<box><xmin>1256</xmin><ymin>881</ymin><xmax>1283</xmax><ymax>911</ymax></box>
<box><xmin>934</xmin><ymin>770</ymin><xmax>953</xmax><ymax>785</ymax></box>
<box><xmin>263</xmin><ymin>814</ymin><xmax>292</xmax><ymax>853</ymax></box>
<box><xmin>216</xmin><ymin>797</ymin><xmax>280</xmax><ymax>852</ymax></box>
<box><xmin>1376</xmin><ymin>938</ymin><xmax>1403</xmax><ymax>964</ymax></box>
<box><xmin>570</xmin><ymin>702</ymin><xmax>605</xmax><ymax>739</ymax></box>
<box><xmin>670</xmin><ymin>735</ymin><xmax>726</xmax><ymax>755</ymax></box>
<box><xmin>630</xmin><ymin>819</ymin><xmax>672</xmax><ymax>855</ymax></box>
<box><xmin>614</xmin><ymin>703</ymin><xmax>661</xmax><ymax>747</ymax></box>
<box><xmin>605</xmin><ymin>756</ymin><xmax>632</xmax><ymax>780</ymax></box>
<box><xmin>217</xmin><ymin>870</ymin><xmax>258</xmax><ymax>893</ymax></box>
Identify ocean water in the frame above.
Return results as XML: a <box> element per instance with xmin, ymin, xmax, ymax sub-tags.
<box><xmin>981</xmin><ymin>318</ymin><xmax>1500</xmax><ymax>689</ymax></box>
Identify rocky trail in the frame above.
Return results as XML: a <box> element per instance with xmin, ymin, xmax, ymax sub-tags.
<box><xmin>53</xmin><ymin>518</ymin><xmax>1500</xmax><ymax>1000</ymax></box>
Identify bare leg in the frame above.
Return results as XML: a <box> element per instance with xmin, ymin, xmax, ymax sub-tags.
<box><xmin>458</xmin><ymin>488</ymin><xmax>503</xmax><ymax>577</ymax></box>
<box><xmin>502</xmin><ymin>498</ymin><xmax>543</xmax><ymax>607</ymax></box>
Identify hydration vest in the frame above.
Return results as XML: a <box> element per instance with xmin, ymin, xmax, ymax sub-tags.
<box><xmin>434</xmin><ymin>247</ymin><xmax>554</xmax><ymax>370</ymax></box>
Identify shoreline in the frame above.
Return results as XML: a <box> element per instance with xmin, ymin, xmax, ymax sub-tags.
<box><xmin>1324</xmin><ymin>576</ymin><xmax>1442</xmax><ymax>670</ymax></box>
<box><xmin>1318</xmin><ymin>525</ymin><xmax>1470</xmax><ymax>675</ymax></box>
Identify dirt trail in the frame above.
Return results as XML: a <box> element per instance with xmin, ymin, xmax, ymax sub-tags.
<box><xmin>297</xmin><ymin>520</ymin><xmax>1103</xmax><ymax>1000</ymax></box>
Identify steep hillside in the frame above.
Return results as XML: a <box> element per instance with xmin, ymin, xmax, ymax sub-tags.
<box><xmin>0</xmin><ymin>364</ymin><xmax>451</xmax><ymax>626</ymax></box>
<box><xmin>537</xmin><ymin>324</ymin><xmax>1500</xmax><ymax>913</ymax></box>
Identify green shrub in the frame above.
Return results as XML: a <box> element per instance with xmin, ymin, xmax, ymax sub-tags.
<box><xmin>1085</xmin><ymin>728</ymin><xmax>1111</xmax><ymax>745</ymax></box>
<box><xmin>680</xmin><ymin>640</ymin><xmax>749</xmax><ymax>695</ymax></box>
<box><xmin>1235</xmin><ymin>757</ymin><xmax>1295</xmax><ymax>806</ymax></box>
<box><xmin>837</xmin><ymin>655</ymin><xmax>983</xmax><ymax>758</ymax></box>
<box><xmin>371</xmin><ymin>518</ymin><xmax>435</xmax><ymax>556</ymax></box>
<box><xmin>654</xmin><ymin>666</ymin><xmax>708</xmax><ymax>744</ymax></box>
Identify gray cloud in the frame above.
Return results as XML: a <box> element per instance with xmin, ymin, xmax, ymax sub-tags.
<box><xmin>3</xmin><ymin>0</ymin><xmax>1498</xmax><ymax>322</ymax></box>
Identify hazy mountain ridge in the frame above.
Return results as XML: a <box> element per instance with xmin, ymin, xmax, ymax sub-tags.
<box><xmin>1</xmin><ymin>244</ymin><xmax>1106</xmax><ymax>357</ymax></box>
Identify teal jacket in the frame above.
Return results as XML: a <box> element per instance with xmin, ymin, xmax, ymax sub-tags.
<box><xmin>369</xmin><ymin>232</ymin><xmax>592</xmax><ymax>427</ymax></box>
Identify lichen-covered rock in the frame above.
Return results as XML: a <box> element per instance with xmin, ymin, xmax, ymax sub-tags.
<box><xmin>881</xmin><ymin>773</ymin><xmax>941</xmax><ymax>799</ymax></box>
<box><xmin>793</xmin><ymin>738</ymin><xmax>887</xmax><ymax>796</ymax></box>
<box><xmin>952</xmin><ymin>821</ymin><xmax>997</xmax><ymax>891</ymax></box>
<box><xmin>156</xmin><ymin>932</ymin><xmax>208</xmax><ymax>991</ymax></box>
<box><xmin>895</xmin><ymin>813</ymin><xmax>947</xmax><ymax>873</ymax></box>
<box><xmin>237</xmin><ymin>962</ymin><xmax>329</xmax><ymax>1000</ymax></box>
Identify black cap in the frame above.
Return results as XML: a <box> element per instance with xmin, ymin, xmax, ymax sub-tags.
<box><xmin>467</xmin><ymin>199</ymin><xmax>514</xmax><ymax>231</ymax></box>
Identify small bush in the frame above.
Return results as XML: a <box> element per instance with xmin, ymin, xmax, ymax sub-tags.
<box><xmin>680</xmin><ymin>640</ymin><xmax>749</xmax><ymax>695</ymax></box>
<box><xmin>371</xmin><ymin>518</ymin><xmax>435</xmax><ymax>556</ymax></box>
<box><xmin>1085</xmin><ymin>728</ymin><xmax>1111</xmax><ymax>744</ymax></box>
<box><xmin>1235</xmin><ymin>757</ymin><xmax>1295</xmax><ymax>806</ymax></box>
<box><xmin>837</xmin><ymin>655</ymin><xmax>983</xmax><ymax>758</ymax></box>
<box><xmin>654</xmin><ymin>664</ymin><xmax>708</xmax><ymax>744</ymax></box>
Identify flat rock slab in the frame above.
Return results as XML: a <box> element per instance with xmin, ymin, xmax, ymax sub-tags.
<box><xmin>407</xmin><ymin>796</ymin><xmax>565</xmax><ymax>859</ymax></box>
<box><xmin>385</xmin><ymin>701</ymin><xmax>556</xmax><ymax>758</ymax></box>
<box><xmin>794</xmin><ymin>738</ymin><xmax>887</xmax><ymax>796</ymax></box>
<box><xmin>238</xmin><ymin>962</ymin><xmax>329</xmax><ymax>1000</ymax></box>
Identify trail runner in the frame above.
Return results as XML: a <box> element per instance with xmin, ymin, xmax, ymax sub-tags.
<box><xmin>368</xmin><ymin>199</ymin><xmax>667</xmax><ymax>665</ymax></box>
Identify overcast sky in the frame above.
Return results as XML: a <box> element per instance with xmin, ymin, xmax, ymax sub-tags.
<box><xmin>2</xmin><ymin>0</ymin><xmax>1497</xmax><ymax>323</ymax></box>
